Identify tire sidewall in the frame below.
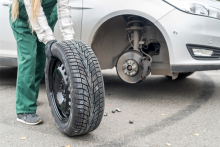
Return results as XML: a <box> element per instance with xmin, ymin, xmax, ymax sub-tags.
<box><xmin>45</xmin><ymin>43</ymin><xmax>77</xmax><ymax>135</ymax></box>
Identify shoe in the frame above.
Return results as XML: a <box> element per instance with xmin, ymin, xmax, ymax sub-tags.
<box><xmin>17</xmin><ymin>113</ymin><xmax>43</xmax><ymax>125</ymax></box>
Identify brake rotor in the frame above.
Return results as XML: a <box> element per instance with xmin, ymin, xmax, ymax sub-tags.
<box><xmin>116</xmin><ymin>51</ymin><xmax>143</xmax><ymax>83</ymax></box>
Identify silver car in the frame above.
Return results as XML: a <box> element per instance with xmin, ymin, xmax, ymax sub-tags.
<box><xmin>1</xmin><ymin>0</ymin><xmax>220</xmax><ymax>83</ymax></box>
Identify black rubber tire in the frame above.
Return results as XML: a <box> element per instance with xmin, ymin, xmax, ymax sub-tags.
<box><xmin>166</xmin><ymin>72</ymin><xmax>195</xmax><ymax>79</ymax></box>
<box><xmin>45</xmin><ymin>40</ymin><xmax>105</xmax><ymax>136</ymax></box>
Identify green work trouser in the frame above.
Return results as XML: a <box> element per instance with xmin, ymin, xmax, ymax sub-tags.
<box><xmin>10</xmin><ymin>6</ymin><xmax>57</xmax><ymax>114</ymax></box>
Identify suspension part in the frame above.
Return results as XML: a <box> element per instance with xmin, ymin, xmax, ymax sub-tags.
<box><xmin>126</xmin><ymin>16</ymin><xmax>145</xmax><ymax>51</ymax></box>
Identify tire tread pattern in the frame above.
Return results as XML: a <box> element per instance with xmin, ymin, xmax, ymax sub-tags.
<box><xmin>46</xmin><ymin>40</ymin><xmax>105</xmax><ymax>136</ymax></box>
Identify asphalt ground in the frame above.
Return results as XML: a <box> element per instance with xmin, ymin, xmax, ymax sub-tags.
<box><xmin>0</xmin><ymin>66</ymin><xmax>220</xmax><ymax>147</ymax></box>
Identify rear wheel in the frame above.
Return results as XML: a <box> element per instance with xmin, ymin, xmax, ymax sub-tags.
<box><xmin>45</xmin><ymin>40</ymin><xmax>105</xmax><ymax>136</ymax></box>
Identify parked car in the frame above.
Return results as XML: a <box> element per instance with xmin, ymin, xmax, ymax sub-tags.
<box><xmin>1</xmin><ymin>0</ymin><xmax>220</xmax><ymax>83</ymax></box>
<box><xmin>1</xmin><ymin>0</ymin><xmax>220</xmax><ymax>137</ymax></box>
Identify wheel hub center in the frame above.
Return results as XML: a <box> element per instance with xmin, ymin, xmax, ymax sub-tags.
<box><xmin>127</xmin><ymin>65</ymin><xmax>132</xmax><ymax>71</ymax></box>
<box><xmin>122</xmin><ymin>59</ymin><xmax>139</xmax><ymax>77</ymax></box>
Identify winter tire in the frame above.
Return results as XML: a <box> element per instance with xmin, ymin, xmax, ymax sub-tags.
<box><xmin>45</xmin><ymin>40</ymin><xmax>105</xmax><ymax>136</ymax></box>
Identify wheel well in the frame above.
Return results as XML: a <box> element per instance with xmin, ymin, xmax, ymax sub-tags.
<box><xmin>91</xmin><ymin>15</ymin><xmax>171</xmax><ymax>75</ymax></box>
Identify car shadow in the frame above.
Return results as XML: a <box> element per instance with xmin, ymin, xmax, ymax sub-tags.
<box><xmin>102</xmin><ymin>70</ymin><xmax>201</xmax><ymax>101</ymax></box>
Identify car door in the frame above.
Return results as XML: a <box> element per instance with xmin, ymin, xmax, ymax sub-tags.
<box><xmin>54</xmin><ymin>0</ymin><xmax>82</xmax><ymax>41</ymax></box>
<box><xmin>0</xmin><ymin>0</ymin><xmax>82</xmax><ymax>59</ymax></box>
<box><xmin>0</xmin><ymin>0</ymin><xmax>17</xmax><ymax>59</ymax></box>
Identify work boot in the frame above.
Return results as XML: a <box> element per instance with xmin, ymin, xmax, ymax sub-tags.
<box><xmin>17</xmin><ymin>113</ymin><xmax>43</xmax><ymax>125</ymax></box>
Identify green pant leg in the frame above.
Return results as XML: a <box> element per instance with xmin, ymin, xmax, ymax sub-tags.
<box><xmin>13</xmin><ymin>31</ymin><xmax>38</xmax><ymax>114</ymax></box>
<box><xmin>34</xmin><ymin>40</ymin><xmax>46</xmax><ymax>100</ymax></box>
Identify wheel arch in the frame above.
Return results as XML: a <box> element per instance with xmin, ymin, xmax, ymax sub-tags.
<box><xmin>87</xmin><ymin>10</ymin><xmax>174</xmax><ymax>70</ymax></box>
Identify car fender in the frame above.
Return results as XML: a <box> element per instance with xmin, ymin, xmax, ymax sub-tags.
<box><xmin>81</xmin><ymin>1</ymin><xmax>175</xmax><ymax>64</ymax></box>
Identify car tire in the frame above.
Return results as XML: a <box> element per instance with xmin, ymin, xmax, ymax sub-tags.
<box><xmin>45</xmin><ymin>40</ymin><xmax>105</xmax><ymax>136</ymax></box>
<box><xmin>166</xmin><ymin>72</ymin><xmax>195</xmax><ymax>79</ymax></box>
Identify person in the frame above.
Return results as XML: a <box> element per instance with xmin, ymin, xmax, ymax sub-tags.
<box><xmin>10</xmin><ymin>0</ymin><xmax>75</xmax><ymax>125</ymax></box>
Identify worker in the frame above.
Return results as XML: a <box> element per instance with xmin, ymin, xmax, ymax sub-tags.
<box><xmin>10</xmin><ymin>0</ymin><xmax>75</xmax><ymax>125</ymax></box>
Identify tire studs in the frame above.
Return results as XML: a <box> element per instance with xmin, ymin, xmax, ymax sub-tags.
<box><xmin>104</xmin><ymin>113</ymin><xmax>108</xmax><ymax>116</ymax></box>
<box><xmin>112</xmin><ymin>110</ymin><xmax>115</xmax><ymax>113</ymax></box>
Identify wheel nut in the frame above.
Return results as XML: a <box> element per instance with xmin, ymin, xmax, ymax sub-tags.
<box><xmin>116</xmin><ymin>108</ymin><xmax>121</xmax><ymax>112</ymax></box>
<box><xmin>129</xmin><ymin>120</ymin><xmax>134</xmax><ymax>124</ymax></box>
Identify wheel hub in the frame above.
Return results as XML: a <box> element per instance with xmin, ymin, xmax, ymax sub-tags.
<box><xmin>116</xmin><ymin>51</ymin><xmax>143</xmax><ymax>83</ymax></box>
<box><xmin>123</xmin><ymin>59</ymin><xmax>138</xmax><ymax>77</ymax></box>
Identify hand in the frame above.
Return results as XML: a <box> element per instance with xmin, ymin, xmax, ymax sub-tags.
<box><xmin>45</xmin><ymin>40</ymin><xmax>57</xmax><ymax>60</ymax></box>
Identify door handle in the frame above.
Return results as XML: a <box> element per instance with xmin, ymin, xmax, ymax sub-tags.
<box><xmin>2</xmin><ymin>0</ymin><xmax>12</xmax><ymax>6</ymax></box>
<box><xmin>3</xmin><ymin>4</ymin><xmax>10</xmax><ymax>6</ymax></box>
<box><xmin>69</xmin><ymin>0</ymin><xmax>92</xmax><ymax>10</ymax></box>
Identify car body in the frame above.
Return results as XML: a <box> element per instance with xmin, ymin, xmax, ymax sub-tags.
<box><xmin>1</xmin><ymin>0</ymin><xmax>220</xmax><ymax>80</ymax></box>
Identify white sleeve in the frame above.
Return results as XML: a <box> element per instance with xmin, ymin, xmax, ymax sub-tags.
<box><xmin>24</xmin><ymin>0</ymin><xmax>55</xmax><ymax>44</ymax></box>
<box><xmin>57</xmin><ymin>0</ymin><xmax>75</xmax><ymax>40</ymax></box>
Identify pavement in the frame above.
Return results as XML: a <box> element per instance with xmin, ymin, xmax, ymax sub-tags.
<box><xmin>0</xmin><ymin>66</ymin><xmax>220</xmax><ymax>147</ymax></box>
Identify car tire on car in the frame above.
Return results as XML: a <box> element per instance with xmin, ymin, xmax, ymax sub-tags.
<box><xmin>166</xmin><ymin>72</ymin><xmax>195</xmax><ymax>79</ymax></box>
<box><xmin>45</xmin><ymin>40</ymin><xmax>105</xmax><ymax>136</ymax></box>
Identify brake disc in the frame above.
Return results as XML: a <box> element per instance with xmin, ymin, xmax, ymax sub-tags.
<box><xmin>116</xmin><ymin>51</ymin><xmax>143</xmax><ymax>84</ymax></box>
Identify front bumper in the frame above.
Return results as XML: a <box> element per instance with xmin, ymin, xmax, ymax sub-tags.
<box><xmin>156</xmin><ymin>9</ymin><xmax>220</xmax><ymax>72</ymax></box>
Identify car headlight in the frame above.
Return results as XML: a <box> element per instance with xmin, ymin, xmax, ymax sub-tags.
<box><xmin>163</xmin><ymin>0</ymin><xmax>220</xmax><ymax>20</ymax></box>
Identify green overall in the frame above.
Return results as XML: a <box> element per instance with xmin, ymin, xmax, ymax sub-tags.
<box><xmin>9</xmin><ymin>0</ymin><xmax>58</xmax><ymax>114</ymax></box>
